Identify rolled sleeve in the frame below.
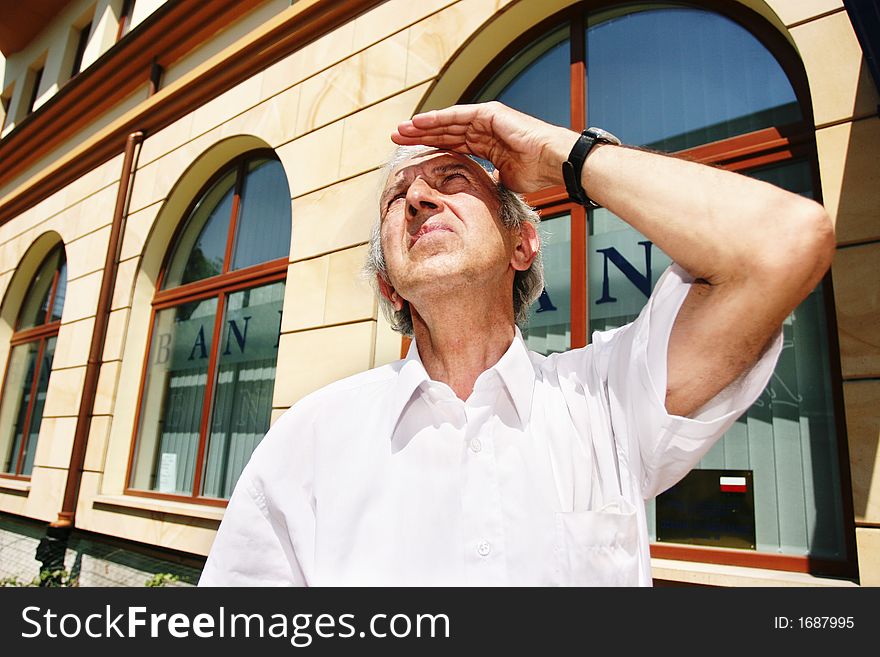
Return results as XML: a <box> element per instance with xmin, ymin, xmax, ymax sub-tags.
<box><xmin>597</xmin><ymin>264</ymin><xmax>782</xmax><ymax>499</ymax></box>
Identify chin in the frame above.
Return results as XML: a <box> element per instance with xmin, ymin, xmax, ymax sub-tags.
<box><xmin>424</xmin><ymin>268</ymin><xmax>500</xmax><ymax>304</ymax></box>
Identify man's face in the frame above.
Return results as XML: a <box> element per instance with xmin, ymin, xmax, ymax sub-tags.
<box><xmin>378</xmin><ymin>150</ymin><xmax>515</xmax><ymax>307</ymax></box>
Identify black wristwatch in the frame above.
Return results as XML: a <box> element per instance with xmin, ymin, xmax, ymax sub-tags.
<box><xmin>562</xmin><ymin>127</ymin><xmax>621</xmax><ymax>208</ymax></box>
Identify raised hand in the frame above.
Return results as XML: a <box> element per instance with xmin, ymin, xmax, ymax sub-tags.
<box><xmin>391</xmin><ymin>101</ymin><xmax>576</xmax><ymax>194</ymax></box>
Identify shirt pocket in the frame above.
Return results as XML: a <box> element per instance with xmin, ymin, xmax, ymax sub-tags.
<box><xmin>553</xmin><ymin>499</ymin><xmax>640</xmax><ymax>587</ymax></box>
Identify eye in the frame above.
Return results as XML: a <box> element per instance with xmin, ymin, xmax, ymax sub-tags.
<box><xmin>442</xmin><ymin>173</ymin><xmax>467</xmax><ymax>185</ymax></box>
<box><xmin>385</xmin><ymin>192</ymin><xmax>406</xmax><ymax>210</ymax></box>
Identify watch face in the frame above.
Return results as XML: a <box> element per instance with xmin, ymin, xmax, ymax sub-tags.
<box><xmin>587</xmin><ymin>127</ymin><xmax>621</xmax><ymax>145</ymax></box>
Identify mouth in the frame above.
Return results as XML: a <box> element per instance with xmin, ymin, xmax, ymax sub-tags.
<box><xmin>409</xmin><ymin>223</ymin><xmax>453</xmax><ymax>248</ymax></box>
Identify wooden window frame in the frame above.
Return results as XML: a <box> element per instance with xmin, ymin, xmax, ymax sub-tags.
<box><xmin>124</xmin><ymin>150</ymin><xmax>289</xmax><ymax>507</ymax></box>
<box><xmin>454</xmin><ymin>1</ymin><xmax>857</xmax><ymax>578</ymax></box>
<box><xmin>0</xmin><ymin>247</ymin><xmax>65</xmax><ymax>480</ymax></box>
<box><xmin>116</xmin><ymin>0</ymin><xmax>136</xmax><ymax>42</ymax></box>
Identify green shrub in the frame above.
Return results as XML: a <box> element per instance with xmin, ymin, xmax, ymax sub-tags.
<box><xmin>0</xmin><ymin>569</ymin><xmax>78</xmax><ymax>587</ymax></box>
<box><xmin>144</xmin><ymin>573</ymin><xmax>180</xmax><ymax>587</ymax></box>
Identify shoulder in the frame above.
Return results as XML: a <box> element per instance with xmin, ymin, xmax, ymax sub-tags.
<box><xmin>244</xmin><ymin>360</ymin><xmax>404</xmax><ymax>474</ymax></box>
<box><xmin>271</xmin><ymin>360</ymin><xmax>403</xmax><ymax>430</ymax></box>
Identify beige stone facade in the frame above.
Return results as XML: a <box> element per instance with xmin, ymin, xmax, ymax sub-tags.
<box><xmin>0</xmin><ymin>0</ymin><xmax>877</xmax><ymax>586</ymax></box>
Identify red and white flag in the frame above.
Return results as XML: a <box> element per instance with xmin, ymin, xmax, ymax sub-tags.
<box><xmin>720</xmin><ymin>476</ymin><xmax>747</xmax><ymax>493</ymax></box>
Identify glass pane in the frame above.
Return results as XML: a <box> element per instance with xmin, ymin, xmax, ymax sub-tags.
<box><xmin>130</xmin><ymin>297</ymin><xmax>218</xmax><ymax>494</ymax></box>
<box><xmin>0</xmin><ymin>343</ymin><xmax>38</xmax><ymax>473</ymax></box>
<box><xmin>232</xmin><ymin>159</ymin><xmax>291</xmax><ymax>271</ymax></box>
<box><xmin>163</xmin><ymin>170</ymin><xmax>236</xmax><ymax>289</ymax></box>
<box><xmin>748</xmin><ymin>158</ymin><xmax>812</xmax><ymax>196</ymax></box>
<box><xmin>524</xmin><ymin>214</ymin><xmax>572</xmax><ymax>355</ymax></box>
<box><xmin>588</xmin><ymin>208</ymin><xmax>672</xmax><ymax>335</ymax></box>
<box><xmin>474</xmin><ymin>25</ymin><xmax>571</xmax><ymax>129</ymax></box>
<box><xmin>201</xmin><ymin>282</ymin><xmax>284</xmax><ymax>498</ymax></box>
<box><xmin>21</xmin><ymin>337</ymin><xmax>55</xmax><ymax>476</ymax></box>
<box><xmin>586</xmin><ymin>7</ymin><xmax>801</xmax><ymax>151</ymax></box>
<box><xmin>49</xmin><ymin>258</ymin><xmax>67</xmax><ymax>323</ymax></box>
<box><xmin>18</xmin><ymin>248</ymin><xmax>64</xmax><ymax>330</ymax></box>
<box><xmin>0</xmin><ymin>337</ymin><xmax>54</xmax><ymax>475</ymax></box>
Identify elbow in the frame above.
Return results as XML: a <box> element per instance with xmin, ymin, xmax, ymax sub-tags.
<box><xmin>755</xmin><ymin>199</ymin><xmax>835</xmax><ymax>298</ymax></box>
<box><xmin>797</xmin><ymin>201</ymin><xmax>835</xmax><ymax>287</ymax></box>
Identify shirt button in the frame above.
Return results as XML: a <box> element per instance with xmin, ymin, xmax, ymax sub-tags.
<box><xmin>469</xmin><ymin>438</ymin><xmax>482</xmax><ymax>453</ymax></box>
<box><xmin>477</xmin><ymin>541</ymin><xmax>491</xmax><ymax>557</ymax></box>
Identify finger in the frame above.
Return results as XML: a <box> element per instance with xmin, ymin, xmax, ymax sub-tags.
<box><xmin>390</xmin><ymin>132</ymin><xmax>470</xmax><ymax>148</ymax></box>
<box><xmin>408</xmin><ymin>104</ymin><xmax>483</xmax><ymax>130</ymax></box>
<box><xmin>395</xmin><ymin>122</ymin><xmax>469</xmax><ymax>137</ymax></box>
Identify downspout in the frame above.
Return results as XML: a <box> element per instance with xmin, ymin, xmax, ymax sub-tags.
<box><xmin>37</xmin><ymin>131</ymin><xmax>143</xmax><ymax>571</ymax></box>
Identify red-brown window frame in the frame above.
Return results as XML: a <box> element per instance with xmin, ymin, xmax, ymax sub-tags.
<box><xmin>116</xmin><ymin>0</ymin><xmax>136</xmax><ymax>42</ymax></box>
<box><xmin>0</xmin><ymin>246</ymin><xmax>65</xmax><ymax>480</ymax></box>
<box><xmin>455</xmin><ymin>1</ymin><xmax>857</xmax><ymax>579</ymax></box>
<box><xmin>124</xmin><ymin>149</ymin><xmax>289</xmax><ymax>507</ymax></box>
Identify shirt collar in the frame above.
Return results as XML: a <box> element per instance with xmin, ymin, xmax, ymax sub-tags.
<box><xmin>492</xmin><ymin>326</ymin><xmax>536</xmax><ymax>427</ymax></box>
<box><xmin>384</xmin><ymin>343</ymin><xmax>431</xmax><ymax>438</ymax></box>
<box><xmin>384</xmin><ymin>327</ymin><xmax>536</xmax><ymax>437</ymax></box>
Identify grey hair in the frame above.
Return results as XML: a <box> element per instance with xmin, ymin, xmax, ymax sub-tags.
<box><xmin>363</xmin><ymin>145</ymin><xmax>544</xmax><ymax>337</ymax></box>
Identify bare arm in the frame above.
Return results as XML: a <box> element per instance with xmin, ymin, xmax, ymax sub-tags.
<box><xmin>392</xmin><ymin>101</ymin><xmax>835</xmax><ymax>417</ymax></box>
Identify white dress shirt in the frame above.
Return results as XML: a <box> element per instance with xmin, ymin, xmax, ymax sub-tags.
<box><xmin>199</xmin><ymin>265</ymin><xmax>781</xmax><ymax>586</ymax></box>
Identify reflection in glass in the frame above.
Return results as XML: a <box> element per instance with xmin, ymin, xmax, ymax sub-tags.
<box><xmin>475</xmin><ymin>26</ymin><xmax>570</xmax><ymax>129</ymax></box>
<box><xmin>130</xmin><ymin>297</ymin><xmax>218</xmax><ymax>494</ymax></box>
<box><xmin>0</xmin><ymin>337</ymin><xmax>55</xmax><ymax>475</ymax></box>
<box><xmin>232</xmin><ymin>159</ymin><xmax>291</xmax><ymax>271</ymax></box>
<box><xmin>0</xmin><ymin>343</ymin><xmax>38</xmax><ymax>473</ymax></box>
<box><xmin>586</xmin><ymin>7</ymin><xmax>801</xmax><ymax>151</ymax></box>
<box><xmin>50</xmin><ymin>259</ymin><xmax>67</xmax><ymax>323</ymax></box>
<box><xmin>18</xmin><ymin>249</ymin><xmax>65</xmax><ymax>330</ymax></box>
<box><xmin>21</xmin><ymin>337</ymin><xmax>54</xmax><ymax>476</ymax></box>
<box><xmin>524</xmin><ymin>214</ymin><xmax>571</xmax><ymax>355</ymax></box>
<box><xmin>588</xmin><ymin>208</ymin><xmax>671</xmax><ymax>334</ymax></box>
<box><xmin>202</xmin><ymin>282</ymin><xmax>284</xmax><ymax>498</ymax></box>
<box><xmin>1</xmin><ymin>246</ymin><xmax>65</xmax><ymax>477</ymax></box>
<box><xmin>163</xmin><ymin>171</ymin><xmax>236</xmax><ymax>289</ymax></box>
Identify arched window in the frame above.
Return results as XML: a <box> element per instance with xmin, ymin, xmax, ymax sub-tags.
<box><xmin>127</xmin><ymin>151</ymin><xmax>291</xmax><ymax>502</ymax></box>
<box><xmin>0</xmin><ymin>246</ymin><xmax>67</xmax><ymax>478</ymax></box>
<box><xmin>472</xmin><ymin>5</ymin><xmax>850</xmax><ymax>574</ymax></box>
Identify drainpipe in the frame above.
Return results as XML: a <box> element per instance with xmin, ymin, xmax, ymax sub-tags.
<box><xmin>37</xmin><ymin>131</ymin><xmax>144</xmax><ymax>571</ymax></box>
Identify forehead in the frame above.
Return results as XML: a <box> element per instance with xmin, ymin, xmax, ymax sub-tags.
<box><xmin>382</xmin><ymin>150</ymin><xmax>494</xmax><ymax>191</ymax></box>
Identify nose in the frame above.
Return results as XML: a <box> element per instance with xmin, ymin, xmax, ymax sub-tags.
<box><xmin>405</xmin><ymin>177</ymin><xmax>443</xmax><ymax>222</ymax></box>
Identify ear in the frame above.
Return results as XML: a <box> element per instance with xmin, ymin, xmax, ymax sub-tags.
<box><xmin>510</xmin><ymin>221</ymin><xmax>539</xmax><ymax>272</ymax></box>
<box><xmin>377</xmin><ymin>275</ymin><xmax>405</xmax><ymax>311</ymax></box>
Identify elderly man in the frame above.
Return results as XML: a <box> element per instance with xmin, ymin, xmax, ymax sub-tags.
<box><xmin>199</xmin><ymin>102</ymin><xmax>833</xmax><ymax>586</ymax></box>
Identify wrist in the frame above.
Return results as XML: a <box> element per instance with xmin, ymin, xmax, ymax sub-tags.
<box><xmin>538</xmin><ymin>128</ymin><xmax>579</xmax><ymax>189</ymax></box>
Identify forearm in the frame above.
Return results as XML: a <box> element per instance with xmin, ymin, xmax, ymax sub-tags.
<box><xmin>540</xmin><ymin>130</ymin><xmax>833</xmax><ymax>299</ymax></box>
<box><xmin>584</xmin><ymin>143</ymin><xmax>828</xmax><ymax>287</ymax></box>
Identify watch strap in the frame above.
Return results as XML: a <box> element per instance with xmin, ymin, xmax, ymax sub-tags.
<box><xmin>563</xmin><ymin>129</ymin><xmax>601</xmax><ymax>208</ymax></box>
